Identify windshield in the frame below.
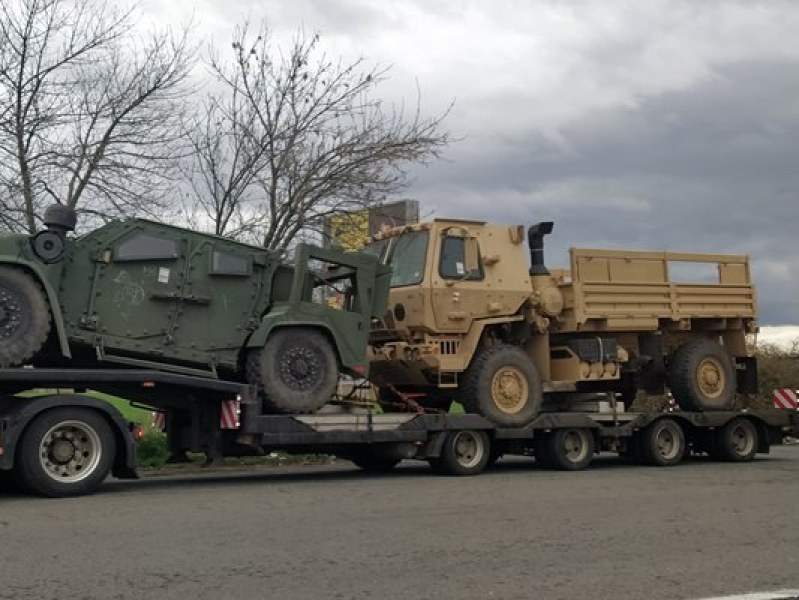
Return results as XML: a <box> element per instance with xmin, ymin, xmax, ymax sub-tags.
<box><xmin>387</xmin><ymin>231</ymin><xmax>428</xmax><ymax>287</ymax></box>
<box><xmin>363</xmin><ymin>231</ymin><xmax>428</xmax><ymax>287</ymax></box>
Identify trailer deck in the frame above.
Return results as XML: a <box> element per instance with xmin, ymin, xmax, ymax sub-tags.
<box><xmin>1</xmin><ymin>367</ymin><xmax>797</xmax><ymax>497</ymax></box>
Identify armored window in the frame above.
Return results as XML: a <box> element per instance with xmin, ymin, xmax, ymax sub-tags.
<box><xmin>114</xmin><ymin>233</ymin><xmax>178</xmax><ymax>261</ymax></box>
<box><xmin>210</xmin><ymin>250</ymin><xmax>252</xmax><ymax>276</ymax></box>
<box><xmin>387</xmin><ymin>231</ymin><xmax>428</xmax><ymax>287</ymax></box>
<box><xmin>439</xmin><ymin>236</ymin><xmax>483</xmax><ymax>280</ymax></box>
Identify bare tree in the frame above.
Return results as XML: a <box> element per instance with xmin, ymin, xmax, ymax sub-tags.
<box><xmin>184</xmin><ymin>21</ymin><xmax>450</xmax><ymax>250</ymax></box>
<box><xmin>182</xmin><ymin>87</ymin><xmax>268</xmax><ymax>238</ymax></box>
<box><xmin>0</xmin><ymin>0</ymin><xmax>194</xmax><ymax>233</ymax></box>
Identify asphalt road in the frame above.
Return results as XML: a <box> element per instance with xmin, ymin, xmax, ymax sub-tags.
<box><xmin>1</xmin><ymin>447</ymin><xmax>798</xmax><ymax>600</ymax></box>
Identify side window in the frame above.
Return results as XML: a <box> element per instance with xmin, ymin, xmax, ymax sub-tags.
<box><xmin>115</xmin><ymin>232</ymin><xmax>178</xmax><ymax>261</ymax></box>
<box><xmin>439</xmin><ymin>237</ymin><xmax>483</xmax><ymax>280</ymax></box>
<box><xmin>210</xmin><ymin>250</ymin><xmax>252</xmax><ymax>276</ymax></box>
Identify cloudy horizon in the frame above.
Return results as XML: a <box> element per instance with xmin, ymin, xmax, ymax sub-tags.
<box><xmin>142</xmin><ymin>0</ymin><xmax>799</xmax><ymax>328</ymax></box>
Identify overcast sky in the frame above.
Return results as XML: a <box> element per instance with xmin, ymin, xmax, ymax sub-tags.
<box><xmin>143</xmin><ymin>0</ymin><xmax>799</xmax><ymax>329</ymax></box>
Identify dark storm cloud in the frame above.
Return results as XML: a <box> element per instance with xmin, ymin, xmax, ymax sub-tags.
<box><xmin>412</xmin><ymin>58</ymin><xmax>799</xmax><ymax>325</ymax></box>
<box><xmin>143</xmin><ymin>0</ymin><xmax>799</xmax><ymax>328</ymax></box>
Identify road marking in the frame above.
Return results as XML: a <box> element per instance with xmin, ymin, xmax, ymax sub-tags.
<box><xmin>696</xmin><ymin>591</ymin><xmax>799</xmax><ymax>600</ymax></box>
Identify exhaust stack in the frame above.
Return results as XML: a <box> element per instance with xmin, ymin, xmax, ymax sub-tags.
<box><xmin>527</xmin><ymin>221</ymin><xmax>553</xmax><ymax>276</ymax></box>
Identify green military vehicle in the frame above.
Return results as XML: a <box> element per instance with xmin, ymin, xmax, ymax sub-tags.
<box><xmin>0</xmin><ymin>205</ymin><xmax>390</xmax><ymax>414</ymax></box>
<box><xmin>2</xmin><ymin>208</ymin><xmax>796</xmax><ymax>499</ymax></box>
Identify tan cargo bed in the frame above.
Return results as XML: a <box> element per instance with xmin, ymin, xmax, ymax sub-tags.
<box><xmin>560</xmin><ymin>248</ymin><xmax>756</xmax><ymax>330</ymax></box>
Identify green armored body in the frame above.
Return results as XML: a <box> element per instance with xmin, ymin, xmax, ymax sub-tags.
<box><xmin>0</xmin><ymin>205</ymin><xmax>390</xmax><ymax>413</ymax></box>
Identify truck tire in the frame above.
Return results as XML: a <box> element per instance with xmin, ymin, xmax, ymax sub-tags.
<box><xmin>640</xmin><ymin>418</ymin><xmax>685</xmax><ymax>466</ymax></box>
<box><xmin>710</xmin><ymin>417</ymin><xmax>758</xmax><ymax>462</ymax></box>
<box><xmin>0</xmin><ymin>469</ymin><xmax>21</xmax><ymax>493</ymax></box>
<box><xmin>668</xmin><ymin>339</ymin><xmax>735</xmax><ymax>411</ymax></box>
<box><xmin>536</xmin><ymin>428</ymin><xmax>595</xmax><ymax>471</ymax></box>
<box><xmin>15</xmin><ymin>408</ymin><xmax>115</xmax><ymax>497</ymax></box>
<box><xmin>429</xmin><ymin>430</ymin><xmax>490</xmax><ymax>476</ymax></box>
<box><xmin>0</xmin><ymin>266</ymin><xmax>51</xmax><ymax>368</ymax></box>
<box><xmin>460</xmin><ymin>345</ymin><xmax>543</xmax><ymax>427</ymax></box>
<box><xmin>248</xmin><ymin>328</ymin><xmax>339</xmax><ymax>414</ymax></box>
<box><xmin>350</xmin><ymin>452</ymin><xmax>401</xmax><ymax>473</ymax></box>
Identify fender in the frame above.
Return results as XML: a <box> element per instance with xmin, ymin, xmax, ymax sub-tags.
<box><xmin>438</xmin><ymin>314</ymin><xmax>526</xmax><ymax>373</ymax></box>
<box><xmin>0</xmin><ymin>255</ymin><xmax>72</xmax><ymax>358</ymax></box>
<box><xmin>246</xmin><ymin>303</ymin><xmax>370</xmax><ymax>374</ymax></box>
<box><xmin>0</xmin><ymin>394</ymin><xmax>137</xmax><ymax>478</ymax></box>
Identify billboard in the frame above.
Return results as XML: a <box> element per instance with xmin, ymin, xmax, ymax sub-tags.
<box><xmin>325</xmin><ymin>200</ymin><xmax>419</xmax><ymax>251</ymax></box>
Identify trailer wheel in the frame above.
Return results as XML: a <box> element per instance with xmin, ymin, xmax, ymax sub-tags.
<box><xmin>537</xmin><ymin>428</ymin><xmax>595</xmax><ymax>471</ymax></box>
<box><xmin>711</xmin><ymin>417</ymin><xmax>758</xmax><ymax>462</ymax></box>
<box><xmin>668</xmin><ymin>339</ymin><xmax>735</xmax><ymax>411</ymax></box>
<box><xmin>640</xmin><ymin>418</ymin><xmax>685</xmax><ymax>466</ymax></box>
<box><xmin>429</xmin><ymin>430</ymin><xmax>490</xmax><ymax>476</ymax></box>
<box><xmin>0</xmin><ymin>266</ymin><xmax>51</xmax><ymax>368</ymax></box>
<box><xmin>248</xmin><ymin>328</ymin><xmax>339</xmax><ymax>414</ymax></box>
<box><xmin>350</xmin><ymin>453</ymin><xmax>401</xmax><ymax>473</ymax></box>
<box><xmin>460</xmin><ymin>345</ymin><xmax>543</xmax><ymax>427</ymax></box>
<box><xmin>15</xmin><ymin>408</ymin><xmax>115</xmax><ymax>497</ymax></box>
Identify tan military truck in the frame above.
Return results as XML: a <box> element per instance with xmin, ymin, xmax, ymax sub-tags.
<box><xmin>366</xmin><ymin>219</ymin><xmax>758</xmax><ymax>426</ymax></box>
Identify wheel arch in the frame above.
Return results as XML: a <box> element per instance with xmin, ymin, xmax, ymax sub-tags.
<box><xmin>0</xmin><ymin>257</ymin><xmax>71</xmax><ymax>358</ymax></box>
<box><xmin>458</xmin><ymin>315</ymin><xmax>528</xmax><ymax>370</ymax></box>
<box><xmin>245</xmin><ymin>318</ymin><xmax>360</xmax><ymax>374</ymax></box>
<box><xmin>1</xmin><ymin>395</ymin><xmax>137</xmax><ymax>478</ymax></box>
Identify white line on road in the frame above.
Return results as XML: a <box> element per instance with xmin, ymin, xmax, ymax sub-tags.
<box><xmin>696</xmin><ymin>591</ymin><xmax>799</xmax><ymax>600</ymax></box>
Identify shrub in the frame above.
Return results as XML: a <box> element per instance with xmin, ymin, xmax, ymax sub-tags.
<box><xmin>136</xmin><ymin>430</ymin><xmax>169</xmax><ymax>468</ymax></box>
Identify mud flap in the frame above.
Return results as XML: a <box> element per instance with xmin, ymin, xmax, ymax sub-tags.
<box><xmin>735</xmin><ymin>356</ymin><xmax>758</xmax><ymax>394</ymax></box>
<box><xmin>423</xmin><ymin>431</ymin><xmax>448</xmax><ymax>459</ymax></box>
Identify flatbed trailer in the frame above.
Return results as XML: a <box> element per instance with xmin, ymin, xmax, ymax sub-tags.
<box><xmin>1</xmin><ymin>368</ymin><xmax>797</xmax><ymax>497</ymax></box>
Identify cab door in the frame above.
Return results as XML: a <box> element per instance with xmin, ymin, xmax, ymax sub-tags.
<box><xmin>431</xmin><ymin>230</ymin><xmax>488</xmax><ymax>333</ymax></box>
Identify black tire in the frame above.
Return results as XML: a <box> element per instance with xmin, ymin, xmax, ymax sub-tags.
<box><xmin>711</xmin><ymin>417</ymin><xmax>758</xmax><ymax>462</ymax></box>
<box><xmin>460</xmin><ymin>345</ymin><xmax>543</xmax><ymax>427</ymax></box>
<box><xmin>15</xmin><ymin>408</ymin><xmax>116</xmax><ymax>497</ymax></box>
<box><xmin>0</xmin><ymin>266</ymin><xmax>51</xmax><ymax>368</ymax></box>
<box><xmin>247</xmin><ymin>328</ymin><xmax>339</xmax><ymax>414</ymax></box>
<box><xmin>350</xmin><ymin>452</ymin><xmax>401</xmax><ymax>473</ymax></box>
<box><xmin>429</xmin><ymin>430</ymin><xmax>490</xmax><ymax>476</ymax></box>
<box><xmin>668</xmin><ymin>339</ymin><xmax>735</xmax><ymax>411</ymax></box>
<box><xmin>640</xmin><ymin>418</ymin><xmax>685</xmax><ymax>466</ymax></box>
<box><xmin>0</xmin><ymin>469</ymin><xmax>22</xmax><ymax>493</ymax></box>
<box><xmin>537</xmin><ymin>428</ymin><xmax>595</xmax><ymax>471</ymax></box>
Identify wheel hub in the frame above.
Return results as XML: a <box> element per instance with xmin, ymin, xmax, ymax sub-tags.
<box><xmin>730</xmin><ymin>424</ymin><xmax>755</xmax><ymax>455</ymax></box>
<box><xmin>290</xmin><ymin>358</ymin><xmax>310</xmax><ymax>378</ymax></box>
<box><xmin>697</xmin><ymin>357</ymin><xmax>725</xmax><ymax>398</ymax></box>
<box><xmin>39</xmin><ymin>421</ymin><xmax>101</xmax><ymax>483</ymax></box>
<box><xmin>564</xmin><ymin>432</ymin><xmax>585</xmax><ymax>460</ymax></box>
<box><xmin>491</xmin><ymin>367</ymin><xmax>528</xmax><ymax>414</ymax></box>
<box><xmin>50</xmin><ymin>437</ymin><xmax>77</xmax><ymax>464</ymax></box>
<box><xmin>279</xmin><ymin>347</ymin><xmax>321</xmax><ymax>390</ymax></box>
<box><xmin>655</xmin><ymin>427</ymin><xmax>679</xmax><ymax>459</ymax></box>
<box><xmin>453</xmin><ymin>432</ymin><xmax>483</xmax><ymax>468</ymax></box>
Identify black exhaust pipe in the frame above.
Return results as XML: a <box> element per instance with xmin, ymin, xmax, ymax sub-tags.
<box><xmin>527</xmin><ymin>221</ymin><xmax>553</xmax><ymax>276</ymax></box>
